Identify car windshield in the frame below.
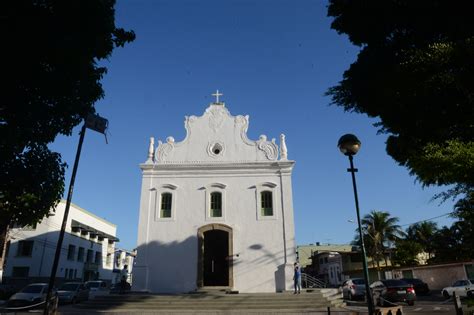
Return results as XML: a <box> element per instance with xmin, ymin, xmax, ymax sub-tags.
<box><xmin>382</xmin><ymin>280</ymin><xmax>408</xmax><ymax>287</ymax></box>
<box><xmin>403</xmin><ymin>278</ymin><xmax>421</xmax><ymax>284</ymax></box>
<box><xmin>87</xmin><ymin>282</ymin><xmax>100</xmax><ymax>288</ymax></box>
<box><xmin>21</xmin><ymin>285</ymin><xmax>46</xmax><ymax>293</ymax></box>
<box><xmin>60</xmin><ymin>283</ymin><xmax>79</xmax><ymax>291</ymax></box>
<box><xmin>353</xmin><ymin>279</ymin><xmax>365</xmax><ymax>285</ymax></box>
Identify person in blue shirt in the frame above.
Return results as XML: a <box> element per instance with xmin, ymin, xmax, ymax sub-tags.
<box><xmin>293</xmin><ymin>262</ymin><xmax>301</xmax><ymax>294</ymax></box>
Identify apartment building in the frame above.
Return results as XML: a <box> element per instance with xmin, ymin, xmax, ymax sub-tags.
<box><xmin>2</xmin><ymin>200</ymin><xmax>118</xmax><ymax>288</ymax></box>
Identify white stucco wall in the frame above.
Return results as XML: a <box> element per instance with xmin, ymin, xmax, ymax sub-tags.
<box><xmin>134</xmin><ymin>102</ymin><xmax>296</xmax><ymax>293</ymax></box>
<box><xmin>4</xmin><ymin>201</ymin><xmax>117</xmax><ymax>284</ymax></box>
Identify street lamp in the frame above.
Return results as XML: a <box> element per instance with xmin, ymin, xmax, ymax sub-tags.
<box><xmin>338</xmin><ymin>134</ymin><xmax>374</xmax><ymax>315</ymax></box>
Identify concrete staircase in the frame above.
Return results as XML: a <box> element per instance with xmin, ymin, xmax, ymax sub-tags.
<box><xmin>59</xmin><ymin>289</ymin><xmax>345</xmax><ymax>314</ymax></box>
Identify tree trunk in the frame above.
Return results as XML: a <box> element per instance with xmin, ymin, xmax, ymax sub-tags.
<box><xmin>0</xmin><ymin>223</ymin><xmax>10</xmax><ymax>271</ymax></box>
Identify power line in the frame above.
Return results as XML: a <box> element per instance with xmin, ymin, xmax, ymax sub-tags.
<box><xmin>399</xmin><ymin>212</ymin><xmax>454</xmax><ymax>227</ymax></box>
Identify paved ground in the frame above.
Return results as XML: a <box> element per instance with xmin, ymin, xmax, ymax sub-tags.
<box><xmin>344</xmin><ymin>301</ymin><xmax>456</xmax><ymax>314</ymax></box>
<box><xmin>343</xmin><ymin>293</ymin><xmax>460</xmax><ymax>314</ymax></box>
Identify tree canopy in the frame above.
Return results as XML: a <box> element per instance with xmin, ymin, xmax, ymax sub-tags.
<box><xmin>327</xmin><ymin>0</ymin><xmax>474</xmax><ymax>198</ymax></box>
<box><xmin>406</xmin><ymin>221</ymin><xmax>438</xmax><ymax>259</ymax></box>
<box><xmin>0</xmin><ymin>1</ymin><xmax>135</xmax><ymax>232</ymax></box>
<box><xmin>430</xmin><ymin>192</ymin><xmax>474</xmax><ymax>263</ymax></box>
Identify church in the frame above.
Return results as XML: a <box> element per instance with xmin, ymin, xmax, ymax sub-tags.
<box><xmin>133</xmin><ymin>92</ymin><xmax>296</xmax><ymax>293</ymax></box>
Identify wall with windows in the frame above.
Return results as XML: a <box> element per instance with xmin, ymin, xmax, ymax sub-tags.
<box><xmin>3</xmin><ymin>200</ymin><xmax>118</xmax><ymax>288</ymax></box>
<box><xmin>135</xmin><ymin>168</ymin><xmax>295</xmax><ymax>293</ymax></box>
<box><xmin>134</xmin><ymin>102</ymin><xmax>296</xmax><ymax>294</ymax></box>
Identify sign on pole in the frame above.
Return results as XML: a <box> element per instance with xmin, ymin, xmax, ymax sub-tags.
<box><xmin>86</xmin><ymin>113</ymin><xmax>108</xmax><ymax>134</ymax></box>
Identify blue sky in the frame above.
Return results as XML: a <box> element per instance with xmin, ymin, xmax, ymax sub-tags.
<box><xmin>50</xmin><ymin>0</ymin><xmax>455</xmax><ymax>250</ymax></box>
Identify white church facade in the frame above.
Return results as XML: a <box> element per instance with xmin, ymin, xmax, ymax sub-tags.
<box><xmin>133</xmin><ymin>93</ymin><xmax>296</xmax><ymax>293</ymax></box>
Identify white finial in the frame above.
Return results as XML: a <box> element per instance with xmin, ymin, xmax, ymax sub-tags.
<box><xmin>147</xmin><ymin>137</ymin><xmax>155</xmax><ymax>162</ymax></box>
<box><xmin>212</xmin><ymin>90</ymin><xmax>223</xmax><ymax>103</ymax></box>
<box><xmin>280</xmin><ymin>134</ymin><xmax>288</xmax><ymax>160</ymax></box>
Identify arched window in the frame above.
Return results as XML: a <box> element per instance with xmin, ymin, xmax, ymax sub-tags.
<box><xmin>261</xmin><ymin>191</ymin><xmax>273</xmax><ymax>216</ymax></box>
<box><xmin>160</xmin><ymin>193</ymin><xmax>172</xmax><ymax>218</ymax></box>
<box><xmin>210</xmin><ymin>192</ymin><xmax>222</xmax><ymax>217</ymax></box>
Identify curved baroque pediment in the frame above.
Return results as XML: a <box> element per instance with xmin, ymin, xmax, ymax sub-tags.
<box><xmin>152</xmin><ymin>103</ymin><xmax>285</xmax><ymax>163</ymax></box>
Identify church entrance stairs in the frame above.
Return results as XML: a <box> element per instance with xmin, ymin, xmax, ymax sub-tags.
<box><xmin>58</xmin><ymin>289</ymin><xmax>346</xmax><ymax>314</ymax></box>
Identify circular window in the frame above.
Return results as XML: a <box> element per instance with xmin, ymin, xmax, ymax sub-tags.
<box><xmin>212</xmin><ymin>143</ymin><xmax>223</xmax><ymax>155</ymax></box>
<box><xmin>208</xmin><ymin>141</ymin><xmax>225</xmax><ymax>158</ymax></box>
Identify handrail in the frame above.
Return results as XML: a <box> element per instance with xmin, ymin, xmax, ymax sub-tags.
<box><xmin>301</xmin><ymin>273</ymin><xmax>327</xmax><ymax>288</ymax></box>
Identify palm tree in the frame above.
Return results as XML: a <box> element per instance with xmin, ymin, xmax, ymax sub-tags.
<box><xmin>354</xmin><ymin>210</ymin><xmax>404</xmax><ymax>270</ymax></box>
<box><xmin>406</xmin><ymin>221</ymin><xmax>438</xmax><ymax>259</ymax></box>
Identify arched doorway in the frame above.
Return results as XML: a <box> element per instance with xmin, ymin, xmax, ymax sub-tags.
<box><xmin>197</xmin><ymin>224</ymin><xmax>233</xmax><ymax>288</ymax></box>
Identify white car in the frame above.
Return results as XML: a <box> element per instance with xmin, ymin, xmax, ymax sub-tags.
<box><xmin>7</xmin><ymin>283</ymin><xmax>56</xmax><ymax>307</ymax></box>
<box><xmin>441</xmin><ymin>279</ymin><xmax>474</xmax><ymax>298</ymax></box>
<box><xmin>85</xmin><ymin>280</ymin><xmax>108</xmax><ymax>292</ymax></box>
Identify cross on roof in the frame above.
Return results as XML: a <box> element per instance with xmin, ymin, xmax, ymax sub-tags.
<box><xmin>212</xmin><ymin>90</ymin><xmax>223</xmax><ymax>103</ymax></box>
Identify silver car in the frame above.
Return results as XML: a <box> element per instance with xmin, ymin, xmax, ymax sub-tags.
<box><xmin>342</xmin><ymin>278</ymin><xmax>366</xmax><ymax>300</ymax></box>
<box><xmin>57</xmin><ymin>282</ymin><xmax>89</xmax><ymax>304</ymax></box>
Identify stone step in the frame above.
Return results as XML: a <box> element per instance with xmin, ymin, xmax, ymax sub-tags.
<box><xmin>94</xmin><ymin>290</ymin><xmax>339</xmax><ymax>299</ymax></box>
<box><xmin>74</xmin><ymin>302</ymin><xmax>339</xmax><ymax>308</ymax></box>
<box><xmin>78</xmin><ymin>302</ymin><xmax>342</xmax><ymax>308</ymax></box>
<box><xmin>61</xmin><ymin>290</ymin><xmax>345</xmax><ymax>313</ymax></box>
<box><xmin>84</xmin><ymin>299</ymin><xmax>342</xmax><ymax>306</ymax></box>
<box><xmin>88</xmin><ymin>298</ymin><xmax>335</xmax><ymax>303</ymax></box>
<box><xmin>91</xmin><ymin>295</ymin><xmax>333</xmax><ymax>301</ymax></box>
<box><xmin>88</xmin><ymin>298</ymin><xmax>335</xmax><ymax>304</ymax></box>
<box><xmin>60</xmin><ymin>309</ymin><xmax>344</xmax><ymax>315</ymax></box>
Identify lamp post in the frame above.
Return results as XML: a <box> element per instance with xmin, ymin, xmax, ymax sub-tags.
<box><xmin>338</xmin><ymin>134</ymin><xmax>374</xmax><ymax>315</ymax></box>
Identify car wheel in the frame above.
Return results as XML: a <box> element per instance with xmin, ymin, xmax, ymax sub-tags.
<box><xmin>407</xmin><ymin>300</ymin><xmax>415</xmax><ymax>306</ymax></box>
<box><xmin>442</xmin><ymin>290</ymin><xmax>450</xmax><ymax>299</ymax></box>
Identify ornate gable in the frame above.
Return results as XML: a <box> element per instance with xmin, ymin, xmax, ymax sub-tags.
<box><xmin>145</xmin><ymin>98</ymin><xmax>288</xmax><ymax>164</ymax></box>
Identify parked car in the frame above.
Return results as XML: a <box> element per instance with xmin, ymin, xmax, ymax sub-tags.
<box><xmin>371</xmin><ymin>279</ymin><xmax>416</xmax><ymax>306</ymax></box>
<box><xmin>341</xmin><ymin>278</ymin><xmax>366</xmax><ymax>300</ymax></box>
<box><xmin>7</xmin><ymin>283</ymin><xmax>56</xmax><ymax>307</ymax></box>
<box><xmin>85</xmin><ymin>280</ymin><xmax>108</xmax><ymax>292</ymax></box>
<box><xmin>57</xmin><ymin>282</ymin><xmax>89</xmax><ymax>304</ymax></box>
<box><xmin>400</xmin><ymin>278</ymin><xmax>430</xmax><ymax>295</ymax></box>
<box><xmin>441</xmin><ymin>279</ymin><xmax>474</xmax><ymax>299</ymax></box>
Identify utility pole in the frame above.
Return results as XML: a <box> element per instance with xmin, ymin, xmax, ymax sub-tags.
<box><xmin>43</xmin><ymin>114</ymin><xmax>107</xmax><ymax>314</ymax></box>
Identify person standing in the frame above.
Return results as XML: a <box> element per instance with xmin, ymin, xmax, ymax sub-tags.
<box><xmin>293</xmin><ymin>262</ymin><xmax>301</xmax><ymax>294</ymax></box>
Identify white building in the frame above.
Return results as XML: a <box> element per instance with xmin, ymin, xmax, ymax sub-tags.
<box><xmin>112</xmin><ymin>248</ymin><xmax>136</xmax><ymax>284</ymax></box>
<box><xmin>315</xmin><ymin>252</ymin><xmax>343</xmax><ymax>286</ymax></box>
<box><xmin>3</xmin><ymin>200</ymin><xmax>118</xmax><ymax>288</ymax></box>
<box><xmin>134</xmin><ymin>95</ymin><xmax>296</xmax><ymax>293</ymax></box>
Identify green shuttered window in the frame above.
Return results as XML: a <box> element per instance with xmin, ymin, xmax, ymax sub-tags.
<box><xmin>261</xmin><ymin>191</ymin><xmax>273</xmax><ymax>216</ymax></box>
<box><xmin>160</xmin><ymin>193</ymin><xmax>172</xmax><ymax>218</ymax></box>
<box><xmin>210</xmin><ymin>192</ymin><xmax>222</xmax><ymax>217</ymax></box>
